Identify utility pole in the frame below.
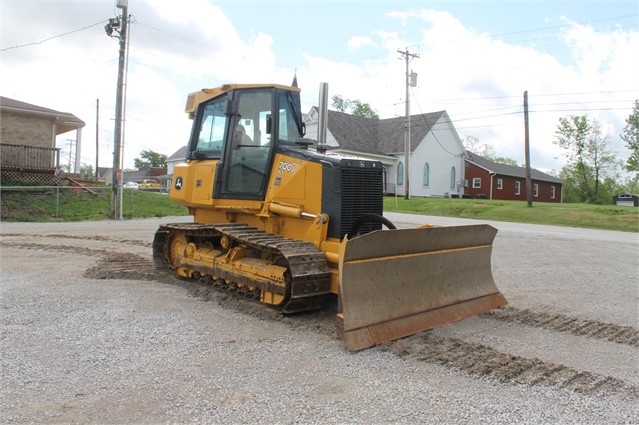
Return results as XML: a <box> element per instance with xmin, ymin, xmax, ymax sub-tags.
<box><xmin>524</xmin><ymin>91</ymin><xmax>533</xmax><ymax>207</ymax></box>
<box><xmin>119</xmin><ymin>19</ymin><xmax>132</xmax><ymax>222</ymax></box>
<box><xmin>95</xmin><ymin>98</ymin><xmax>99</xmax><ymax>179</ymax></box>
<box><xmin>397</xmin><ymin>48</ymin><xmax>419</xmax><ymax>199</ymax></box>
<box><xmin>105</xmin><ymin>0</ymin><xmax>129</xmax><ymax>219</ymax></box>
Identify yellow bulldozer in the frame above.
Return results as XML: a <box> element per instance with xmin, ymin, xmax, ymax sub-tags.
<box><xmin>153</xmin><ymin>82</ymin><xmax>507</xmax><ymax>351</ymax></box>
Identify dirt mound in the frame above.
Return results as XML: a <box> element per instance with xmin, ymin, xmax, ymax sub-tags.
<box><xmin>83</xmin><ymin>252</ymin><xmax>165</xmax><ymax>282</ymax></box>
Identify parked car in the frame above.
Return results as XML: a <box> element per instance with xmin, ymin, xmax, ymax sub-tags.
<box><xmin>124</xmin><ymin>181</ymin><xmax>139</xmax><ymax>189</ymax></box>
<box><xmin>139</xmin><ymin>179</ymin><xmax>161</xmax><ymax>189</ymax></box>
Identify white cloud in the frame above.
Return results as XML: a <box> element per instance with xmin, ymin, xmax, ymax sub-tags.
<box><xmin>348</xmin><ymin>36</ymin><xmax>375</xmax><ymax>51</ymax></box>
<box><xmin>1</xmin><ymin>1</ymin><xmax>636</xmax><ymax>174</ymax></box>
<box><xmin>367</xmin><ymin>9</ymin><xmax>639</xmax><ymax>171</ymax></box>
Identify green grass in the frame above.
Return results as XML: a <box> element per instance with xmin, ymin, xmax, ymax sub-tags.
<box><xmin>2</xmin><ymin>185</ymin><xmax>637</xmax><ymax>232</ymax></box>
<box><xmin>0</xmin><ymin>187</ymin><xmax>188</xmax><ymax>222</ymax></box>
<box><xmin>384</xmin><ymin>196</ymin><xmax>639</xmax><ymax>233</ymax></box>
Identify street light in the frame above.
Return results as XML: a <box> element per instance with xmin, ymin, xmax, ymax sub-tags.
<box><xmin>104</xmin><ymin>18</ymin><xmax>120</xmax><ymax>37</ymax></box>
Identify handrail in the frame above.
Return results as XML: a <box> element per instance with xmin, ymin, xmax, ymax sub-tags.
<box><xmin>0</xmin><ymin>143</ymin><xmax>60</xmax><ymax>171</ymax></box>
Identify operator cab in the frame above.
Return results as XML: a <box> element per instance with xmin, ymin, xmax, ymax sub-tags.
<box><xmin>188</xmin><ymin>85</ymin><xmax>306</xmax><ymax>200</ymax></box>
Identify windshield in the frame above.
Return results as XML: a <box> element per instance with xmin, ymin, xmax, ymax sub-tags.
<box><xmin>193</xmin><ymin>98</ymin><xmax>228</xmax><ymax>156</ymax></box>
<box><xmin>278</xmin><ymin>91</ymin><xmax>303</xmax><ymax>143</ymax></box>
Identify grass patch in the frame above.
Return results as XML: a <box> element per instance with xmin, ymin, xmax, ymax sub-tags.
<box><xmin>1</xmin><ymin>187</ymin><xmax>188</xmax><ymax>222</ymax></box>
<box><xmin>384</xmin><ymin>197</ymin><xmax>639</xmax><ymax>233</ymax></box>
<box><xmin>2</xmin><ymin>185</ymin><xmax>637</xmax><ymax>232</ymax></box>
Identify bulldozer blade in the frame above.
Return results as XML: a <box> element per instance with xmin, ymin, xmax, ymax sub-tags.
<box><xmin>337</xmin><ymin>224</ymin><xmax>507</xmax><ymax>351</ymax></box>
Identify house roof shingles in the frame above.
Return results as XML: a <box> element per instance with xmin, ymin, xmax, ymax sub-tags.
<box><xmin>167</xmin><ymin>145</ymin><xmax>188</xmax><ymax>161</ymax></box>
<box><xmin>466</xmin><ymin>151</ymin><xmax>562</xmax><ymax>184</ymax></box>
<box><xmin>0</xmin><ymin>96</ymin><xmax>85</xmax><ymax>135</ymax></box>
<box><xmin>319</xmin><ymin>108</ymin><xmax>445</xmax><ymax>155</ymax></box>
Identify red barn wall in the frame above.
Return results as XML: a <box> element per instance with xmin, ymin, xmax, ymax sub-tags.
<box><xmin>464</xmin><ymin>162</ymin><xmax>561</xmax><ymax>203</ymax></box>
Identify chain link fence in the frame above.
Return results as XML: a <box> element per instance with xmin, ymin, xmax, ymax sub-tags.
<box><xmin>0</xmin><ymin>186</ymin><xmax>162</xmax><ymax>221</ymax></box>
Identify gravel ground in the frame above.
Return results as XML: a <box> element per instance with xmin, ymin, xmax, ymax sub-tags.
<box><xmin>1</xmin><ymin>214</ymin><xmax>638</xmax><ymax>424</ymax></box>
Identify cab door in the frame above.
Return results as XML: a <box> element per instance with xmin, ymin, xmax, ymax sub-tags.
<box><xmin>220</xmin><ymin>89</ymin><xmax>275</xmax><ymax>200</ymax></box>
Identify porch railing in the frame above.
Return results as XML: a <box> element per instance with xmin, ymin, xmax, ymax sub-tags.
<box><xmin>0</xmin><ymin>143</ymin><xmax>61</xmax><ymax>172</ymax></box>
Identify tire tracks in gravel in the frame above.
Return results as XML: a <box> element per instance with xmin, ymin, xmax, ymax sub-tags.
<box><xmin>383</xmin><ymin>333</ymin><xmax>638</xmax><ymax>401</ymax></box>
<box><xmin>483</xmin><ymin>307</ymin><xmax>638</xmax><ymax>347</ymax></box>
<box><xmin>3</xmin><ymin>238</ymin><xmax>638</xmax><ymax>401</ymax></box>
<box><xmin>1</xmin><ymin>233</ymin><xmax>152</xmax><ymax>248</ymax></box>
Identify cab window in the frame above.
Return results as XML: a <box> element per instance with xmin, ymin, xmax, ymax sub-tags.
<box><xmin>194</xmin><ymin>99</ymin><xmax>227</xmax><ymax>155</ymax></box>
<box><xmin>278</xmin><ymin>91</ymin><xmax>303</xmax><ymax>143</ymax></box>
<box><xmin>224</xmin><ymin>91</ymin><xmax>273</xmax><ymax>196</ymax></box>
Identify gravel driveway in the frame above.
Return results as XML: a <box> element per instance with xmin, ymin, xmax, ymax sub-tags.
<box><xmin>1</xmin><ymin>214</ymin><xmax>637</xmax><ymax>424</ymax></box>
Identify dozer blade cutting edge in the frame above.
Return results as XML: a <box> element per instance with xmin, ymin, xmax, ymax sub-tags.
<box><xmin>337</xmin><ymin>224</ymin><xmax>507</xmax><ymax>351</ymax></box>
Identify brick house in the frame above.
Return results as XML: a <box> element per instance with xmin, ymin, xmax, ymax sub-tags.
<box><xmin>1</xmin><ymin>96</ymin><xmax>85</xmax><ymax>184</ymax></box>
<box><xmin>464</xmin><ymin>152</ymin><xmax>563</xmax><ymax>203</ymax></box>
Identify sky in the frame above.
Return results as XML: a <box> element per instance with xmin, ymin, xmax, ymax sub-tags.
<box><xmin>1</xmin><ymin>0</ymin><xmax>638</xmax><ymax>174</ymax></box>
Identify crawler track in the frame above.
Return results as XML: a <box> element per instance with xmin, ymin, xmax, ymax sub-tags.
<box><xmin>153</xmin><ymin>223</ymin><xmax>332</xmax><ymax>313</ymax></box>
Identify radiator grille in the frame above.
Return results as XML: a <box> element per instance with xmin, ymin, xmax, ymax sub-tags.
<box><xmin>340</xmin><ymin>167</ymin><xmax>384</xmax><ymax>238</ymax></box>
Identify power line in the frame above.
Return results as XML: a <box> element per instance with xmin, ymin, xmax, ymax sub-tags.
<box><xmin>135</xmin><ymin>20</ymin><xmax>381</xmax><ymax>63</ymax></box>
<box><xmin>427</xmin><ymin>89</ymin><xmax>639</xmax><ymax>103</ymax></box>
<box><xmin>1</xmin><ymin>20</ymin><xmax>107</xmax><ymax>52</ymax></box>
<box><xmin>411</xmin><ymin>93</ymin><xmax>458</xmax><ymax>157</ymax></box>
<box><xmin>135</xmin><ymin>22</ymin><xmax>222</xmax><ymax>51</ymax></box>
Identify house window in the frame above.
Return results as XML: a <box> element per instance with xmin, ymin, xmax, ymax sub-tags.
<box><xmin>450</xmin><ymin>167</ymin><xmax>456</xmax><ymax>189</ymax></box>
<box><xmin>497</xmin><ymin>178</ymin><xmax>503</xmax><ymax>190</ymax></box>
<box><xmin>472</xmin><ymin>178</ymin><xmax>481</xmax><ymax>188</ymax></box>
<box><xmin>423</xmin><ymin>163</ymin><xmax>430</xmax><ymax>186</ymax></box>
<box><xmin>551</xmin><ymin>186</ymin><xmax>556</xmax><ymax>199</ymax></box>
<box><xmin>397</xmin><ymin>162</ymin><xmax>404</xmax><ymax>186</ymax></box>
<box><xmin>533</xmin><ymin>183</ymin><xmax>539</xmax><ymax>197</ymax></box>
<box><xmin>515</xmin><ymin>181</ymin><xmax>521</xmax><ymax>195</ymax></box>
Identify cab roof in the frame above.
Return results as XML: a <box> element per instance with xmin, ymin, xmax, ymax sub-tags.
<box><xmin>185</xmin><ymin>83</ymin><xmax>301</xmax><ymax>116</ymax></box>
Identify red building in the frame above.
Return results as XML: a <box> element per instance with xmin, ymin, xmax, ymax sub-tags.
<box><xmin>464</xmin><ymin>152</ymin><xmax>563</xmax><ymax>203</ymax></box>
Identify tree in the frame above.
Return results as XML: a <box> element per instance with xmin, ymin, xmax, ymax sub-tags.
<box><xmin>553</xmin><ymin>115</ymin><xmax>620</xmax><ymax>203</ymax></box>
<box><xmin>559</xmin><ymin>164</ymin><xmax>622</xmax><ymax>203</ymax></box>
<box><xmin>80</xmin><ymin>163</ymin><xmax>94</xmax><ymax>180</ymax></box>
<box><xmin>621</xmin><ymin>175</ymin><xmax>639</xmax><ymax>194</ymax></box>
<box><xmin>491</xmin><ymin>156</ymin><xmax>519</xmax><ymax>166</ymax></box>
<box><xmin>463</xmin><ymin>136</ymin><xmax>495</xmax><ymax>157</ymax></box>
<box><xmin>621</xmin><ymin>99</ymin><xmax>639</xmax><ymax>174</ymax></box>
<box><xmin>350</xmin><ymin>100</ymin><xmax>379</xmax><ymax>120</ymax></box>
<box><xmin>331</xmin><ymin>95</ymin><xmax>379</xmax><ymax>120</ymax></box>
<box><xmin>134</xmin><ymin>149</ymin><xmax>167</xmax><ymax>170</ymax></box>
<box><xmin>463</xmin><ymin>136</ymin><xmax>519</xmax><ymax>165</ymax></box>
<box><xmin>332</xmin><ymin>95</ymin><xmax>350</xmax><ymax>113</ymax></box>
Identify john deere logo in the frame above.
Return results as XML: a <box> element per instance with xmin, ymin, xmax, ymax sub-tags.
<box><xmin>175</xmin><ymin>176</ymin><xmax>183</xmax><ymax>191</ymax></box>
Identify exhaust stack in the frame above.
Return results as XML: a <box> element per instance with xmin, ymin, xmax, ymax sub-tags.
<box><xmin>317</xmin><ymin>82</ymin><xmax>329</xmax><ymax>153</ymax></box>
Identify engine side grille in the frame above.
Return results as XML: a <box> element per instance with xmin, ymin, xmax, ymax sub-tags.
<box><xmin>340</xmin><ymin>167</ymin><xmax>384</xmax><ymax>238</ymax></box>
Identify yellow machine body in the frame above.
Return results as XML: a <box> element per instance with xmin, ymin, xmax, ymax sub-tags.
<box><xmin>153</xmin><ymin>83</ymin><xmax>507</xmax><ymax>351</ymax></box>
